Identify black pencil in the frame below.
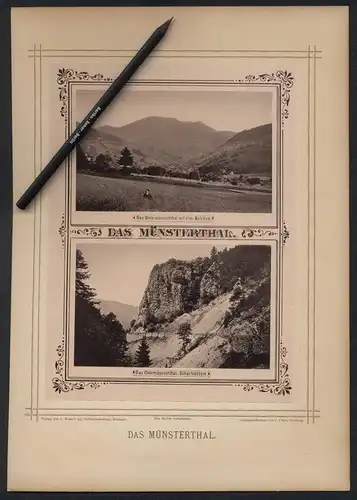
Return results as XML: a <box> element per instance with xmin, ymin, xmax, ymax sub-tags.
<box><xmin>16</xmin><ymin>17</ymin><xmax>174</xmax><ymax>210</ymax></box>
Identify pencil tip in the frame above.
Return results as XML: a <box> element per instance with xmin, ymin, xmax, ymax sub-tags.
<box><xmin>159</xmin><ymin>17</ymin><xmax>174</xmax><ymax>32</ymax></box>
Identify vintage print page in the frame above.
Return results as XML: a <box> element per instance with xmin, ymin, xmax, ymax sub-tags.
<box><xmin>8</xmin><ymin>6</ymin><xmax>349</xmax><ymax>491</ymax></box>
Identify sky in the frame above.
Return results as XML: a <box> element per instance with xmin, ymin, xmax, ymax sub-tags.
<box><xmin>75</xmin><ymin>87</ymin><xmax>272</xmax><ymax>133</ymax></box>
<box><xmin>77</xmin><ymin>242</ymin><xmax>233</xmax><ymax>306</ymax></box>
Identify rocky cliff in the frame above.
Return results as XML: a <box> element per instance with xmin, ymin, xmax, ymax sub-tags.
<box><xmin>135</xmin><ymin>256</ymin><xmax>211</xmax><ymax>328</ymax></box>
<box><xmin>127</xmin><ymin>268</ymin><xmax>271</xmax><ymax>369</ymax></box>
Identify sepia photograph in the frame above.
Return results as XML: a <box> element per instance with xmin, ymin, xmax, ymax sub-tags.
<box><xmin>74</xmin><ymin>242</ymin><xmax>272</xmax><ymax>369</ymax></box>
<box><xmin>74</xmin><ymin>87</ymin><xmax>273</xmax><ymax>214</ymax></box>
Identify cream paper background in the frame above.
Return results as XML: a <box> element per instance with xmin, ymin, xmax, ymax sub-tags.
<box><xmin>8</xmin><ymin>6</ymin><xmax>349</xmax><ymax>491</ymax></box>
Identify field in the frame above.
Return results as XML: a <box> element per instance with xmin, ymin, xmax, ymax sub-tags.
<box><xmin>76</xmin><ymin>173</ymin><xmax>272</xmax><ymax>213</ymax></box>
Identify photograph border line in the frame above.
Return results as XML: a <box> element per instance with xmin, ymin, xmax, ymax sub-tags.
<box><xmin>29</xmin><ymin>43</ymin><xmax>37</xmax><ymax>421</ymax></box>
<box><xmin>24</xmin><ymin>412</ymin><xmax>320</xmax><ymax>422</ymax></box>
<box><xmin>68</xmin><ymin>78</ymin><xmax>280</xmax><ymax>228</ymax></box>
<box><xmin>27</xmin><ymin>47</ymin><xmax>323</xmax><ymax>61</ymax></box>
<box><xmin>28</xmin><ymin>48</ymin><xmax>323</xmax><ymax>53</ymax></box>
<box><xmin>27</xmin><ymin>48</ymin><xmax>318</xmax><ymax>420</ymax></box>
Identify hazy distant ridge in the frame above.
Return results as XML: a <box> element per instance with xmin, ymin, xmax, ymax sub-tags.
<box><xmin>98</xmin><ymin>300</ymin><xmax>138</xmax><ymax>329</ymax></box>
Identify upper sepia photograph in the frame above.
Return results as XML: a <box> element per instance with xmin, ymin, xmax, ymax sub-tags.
<box><xmin>74</xmin><ymin>87</ymin><xmax>274</xmax><ymax>214</ymax></box>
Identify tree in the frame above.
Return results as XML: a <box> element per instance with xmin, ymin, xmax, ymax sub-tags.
<box><xmin>102</xmin><ymin>312</ymin><xmax>129</xmax><ymax>366</ymax></box>
<box><xmin>146</xmin><ymin>165</ymin><xmax>166</xmax><ymax>176</ymax></box>
<box><xmin>75</xmin><ymin>296</ymin><xmax>116</xmax><ymax>366</ymax></box>
<box><xmin>210</xmin><ymin>246</ymin><xmax>218</xmax><ymax>261</ymax></box>
<box><xmin>74</xmin><ymin>250</ymin><xmax>128</xmax><ymax>367</ymax></box>
<box><xmin>119</xmin><ymin>146</ymin><xmax>134</xmax><ymax>168</ymax></box>
<box><xmin>95</xmin><ymin>153</ymin><xmax>112</xmax><ymax>172</ymax></box>
<box><xmin>119</xmin><ymin>166</ymin><xmax>132</xmax><ymax>176</ymax></box>
<box><xmin>247</xmin><ymin>177</ymin><xmax>260</xmax><ymax>185</ymax></box>
<box><xmin>76</xmin><ymin>145</ymin><xmax>91</xmax><ymax>172</ymax></box>
<box><xmin>75</xmin><ymin>250</ymin><xmax>116</xmax><ymax>366</ymax></box>
<box><xmin>188</xmin><ymin>171</ymin><xmax>199</xmax><ymax>181</ymax></box>
<box><xmin>177</xmin><ymin>322</ymin><xmax>192</xmax><ymax>353</ymax></box>
<box><xmin>134</xmin><ymin>336</ymin><xmax>152</xmax><ymax>367</ymax></box>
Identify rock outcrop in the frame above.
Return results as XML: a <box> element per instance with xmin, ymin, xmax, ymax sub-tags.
<box><xmin>135</xmin><ymin>245</ymin><xmax>270</xmax><ymax>329</ymax></box>
<box><xmin>136</xmin><ymin>257</ymin><xmax>211</xmax><ymax>327</ymax></box>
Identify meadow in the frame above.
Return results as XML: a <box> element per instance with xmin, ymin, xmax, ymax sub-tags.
<box><xmin>76</xmin><ymin>173</ymin><xmax>272</xmax><ymax>213</ymax></box>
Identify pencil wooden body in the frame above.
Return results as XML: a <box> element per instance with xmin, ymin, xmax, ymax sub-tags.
<box><xmin>16</xmin><ymin>18</ymin><xmax>172</xmax><ymax>210</ymax></box>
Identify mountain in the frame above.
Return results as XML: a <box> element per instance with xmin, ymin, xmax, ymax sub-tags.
<box><xmin>129</xmin><ymin>245</ymin><xmax>271</xmax><ymax>369</ymax></box>
<box><xmin>77</xmin><ymin>119</ymin><xmax>272</xmax><ymax>183</ymax></box>
<box><xmin>98</xmin><ymin>300</ymin><xmax>138</xmax><ymax>329</ymax></box>
<box><xmin>97</xmin><ymin>117</ymin><xmax>235</xmax><ymax>164</ymax></box>
<box><xmin>173</xmin><ymin>123</ymin><xmax>272</xmax><ymax>177</ymax></box>
<box><xmin>78</xmin><ymin>127</ymin><xmax>153</xmax><ymax>167</ymax></box>
<box><xmin>222</xmin><ymin>123</ymin><xmax>272</xmax><ymax>149</ymax></box>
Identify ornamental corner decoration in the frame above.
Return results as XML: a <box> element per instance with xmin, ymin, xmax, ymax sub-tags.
<box><xmin>238</xmin><ymin>70</ymin><xmax>294</xmax><ymax>126</ymax></box>
<box><xmin>57</xmin><ymin>68</ymin><xmax>112</xmax><ymax>123</ymax></box>
<box><xmin>238</xmin><ymin>340</ymin><xmax>292</xmax><ymax>396</ymax></box>
<box><xmin>52</xmin><ymin>337</ymin><xmax>102</xmax><ymax>393</ymax></box>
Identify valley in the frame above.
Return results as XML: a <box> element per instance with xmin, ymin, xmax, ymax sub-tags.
<box><xmin>75</xmin><ymin>117</ymin><xmax>273</xmax><ymax>213</ymax></box>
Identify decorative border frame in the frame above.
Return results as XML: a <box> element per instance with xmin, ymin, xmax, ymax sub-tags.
<box><xmin>52</xmin><ymin>68</ymin><xmax>293</xmax><ymax>395</ymax></box>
